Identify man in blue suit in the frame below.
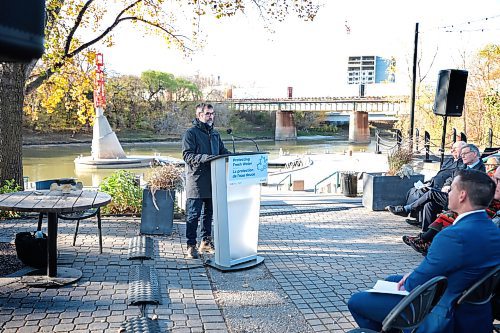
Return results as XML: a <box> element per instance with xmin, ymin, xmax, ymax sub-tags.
<box><xmin>349</xmin><ymin>169</ymin><xmax>500</xmax><ymax>333</ymax></box>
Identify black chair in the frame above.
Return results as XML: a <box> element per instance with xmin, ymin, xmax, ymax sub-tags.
<box><xmin>456</xmin><ymin>265</ymin><xmax>500</xmax><ymax>306</ymax></box>
<box><xmin>348</xmin><ymin>276</ymin><xmax>448</xmax><ymax>333</ymax></box>
<box><xmin>493</xmin><ymin>288</ymin><xmax>500</xmax><ymax>333</ymax></box>
<box><xmin>35</xmin><ymin>179</ymin><xmax>103</xmax><ymax>254</ymax></box>
<box><xmin>455</xmin><ymin>264</ymin><xmax>500</xmax><ymax>332</ymax></box>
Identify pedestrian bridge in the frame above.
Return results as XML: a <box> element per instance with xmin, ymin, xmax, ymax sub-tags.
<box><xmin>212</xmin><ymin>96</ymin><xmax>409</xmax><ymax>142</ymax></box>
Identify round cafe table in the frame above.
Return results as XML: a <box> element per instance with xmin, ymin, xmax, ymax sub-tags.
<box><xmin>0</xmin><ymin>189</ymin><xmax>111</xmax><ymax>287</ymax></box>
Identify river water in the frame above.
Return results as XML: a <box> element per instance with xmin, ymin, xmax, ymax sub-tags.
<box><xmin>23</xmin><ymin>136</ymin><xmax>379</xmax><ymax>187</ymax></box>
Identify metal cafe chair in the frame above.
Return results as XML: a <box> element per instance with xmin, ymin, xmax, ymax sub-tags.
<box><xmin>348</xmin><ymin>276</ymin><xmax>448</xmax><ymax>333</ymax></box>
<box><xmin>35</xmin><ymin>179</ymin><xmax>103</xmax><ymax>254</ymax></box>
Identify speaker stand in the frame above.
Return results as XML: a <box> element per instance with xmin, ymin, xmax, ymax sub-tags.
<box><xmin>439</xmin><ymin>116</ymin><xmax>448</xmax><ymax>168</ymax></box>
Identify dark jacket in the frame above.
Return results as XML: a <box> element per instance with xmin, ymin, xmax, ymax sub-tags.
<box><xmin>182</xmin><ymin>119</ymin><xmax>230</xmax><ymax>198</ymax></box>
<box><xmin>442</xmin><ymin>159</ymin><xmax>486</xmax><ymax>187</ymax></box>
<box><xmin>430</xmin><ymin>157</ymin><xmax>464</xmax><ymax>189</ymax></box>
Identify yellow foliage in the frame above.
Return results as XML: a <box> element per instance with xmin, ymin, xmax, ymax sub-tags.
<box><xmin>25</xmin><ymin>51</ymin><xmax>95</xmax><ymax>130</ymax></box>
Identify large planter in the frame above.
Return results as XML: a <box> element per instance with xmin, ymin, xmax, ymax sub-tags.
<box><xmin>362</xmin><ymin>173</ymin><xmax>425</xmax><ymax>211</ymax></box>
<box><xmin>140</xmin><ymin>188</ymin><xmax>175</xmax><ymax>235</ymax></box>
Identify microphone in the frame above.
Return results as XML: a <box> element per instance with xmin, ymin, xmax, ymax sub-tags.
<box><xmin>226</xmin><ymin>128</ymin><xmax>260</xmax><ymax>152</ymax></box>
<box><xmin>226</xmin><ymin>128</ymin><xmax>236</xmax><ymax>153</ymax></box>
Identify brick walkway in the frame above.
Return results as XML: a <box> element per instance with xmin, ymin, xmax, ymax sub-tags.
<box><xmin>0</xmin><ymin>194</ymin><xmax>424</xmax><ymax>333</ymax></box>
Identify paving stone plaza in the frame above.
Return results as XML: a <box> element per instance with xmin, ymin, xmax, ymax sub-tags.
<box><xmin>0</xmin><ymin>192</ymin><xmax>425</xmax><ymax>333</ymax></box>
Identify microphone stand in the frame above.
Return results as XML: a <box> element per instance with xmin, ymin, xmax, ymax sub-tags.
<box><xmin>232</xmin><ymin>134</ymin><xmax>260</xmax><ymax>152</ymax></box>
<box><xmin>230</xmin><ymin>134</ymin><xmax>235</xmax><ymax>153</ymax></box>
<box><xmin>226</xmin><ymin>129</ymin><xmax>236</xmax><ymax>153</ymax></box>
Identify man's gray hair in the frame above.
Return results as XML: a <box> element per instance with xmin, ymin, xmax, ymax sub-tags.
<box><xmin>464</xmin><ymin>143</ymin><xmax>480</xmax><ymax>156</ymax></box>
<box><xmin>453</xmin><ymin>141</ymin><xmax>467</xmax><ymax>149</ymax></box>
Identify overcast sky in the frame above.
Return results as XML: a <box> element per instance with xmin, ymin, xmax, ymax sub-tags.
<box><xmin>101</xmin><ymin>0</ymin><xmax>500</xmax><ymax>97</ymax></box>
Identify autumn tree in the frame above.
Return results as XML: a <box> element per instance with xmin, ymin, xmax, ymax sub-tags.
<box><xmin>104</xmin><ymin>71</ymin><xmax>201</xmax><ymax>133</ymax></box>
<box><xmin>24</xmin><ymin>52</ymin><xmax>95</xmax><ymax>132</ymax></box>
<box><xmin>396</xmin><ymin>43</ymin><xmax>499</xmax><ymax>151</ymax></box>
<box><xmin>105</xmin><ymin>74</ymin><xmax>149</xmax><ymax>129</ymax></box>
<box><xmin>464</xmin><ymin>44</ymin><xmax>500</xmax><ymax>145</ymax></box>
<box><xmin>0</xmin><ymin>0</ymin><xmax>319</xmax><ymax>186</ymax></box>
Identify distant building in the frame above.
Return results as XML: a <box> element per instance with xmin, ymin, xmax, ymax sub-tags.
<box><xmin>347</xmin><ymin>56</ymin><xmax>395</xmax><ymax>85</ymax></box>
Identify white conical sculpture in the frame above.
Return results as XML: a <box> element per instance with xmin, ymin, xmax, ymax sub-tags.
<box><xmin>91</xmin><ymin>107</ymin><xmax>126</xmax><ymax>159</ymax></box>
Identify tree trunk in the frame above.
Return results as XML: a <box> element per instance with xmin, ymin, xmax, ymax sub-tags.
<box><xmin>0</xmin><ymin>63</ymin><xmax>27</xmax><ymax>188</ymax></box>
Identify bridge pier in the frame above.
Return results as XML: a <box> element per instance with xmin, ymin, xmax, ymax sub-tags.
<box><xmin>348</xmin><ymin>111</ymin><xmax>370</xmax><ymax>143</ymax></box>
<box><xmin>275</xmin><ymin>110</ymin><xmax>297</xmax><ymax>141</ymax></box>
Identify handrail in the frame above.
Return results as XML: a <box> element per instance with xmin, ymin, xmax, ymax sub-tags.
<box><xmin>276</xmin><ymin>174</ymin><xmax>292</xmax><ymax>191</ymax></box>
<box><xmin>314</xmin><ymin>171</ymin><xmax>340</xmax><ymax>194</ymax></box>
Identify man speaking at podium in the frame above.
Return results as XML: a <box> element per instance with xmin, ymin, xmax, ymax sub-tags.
<box><xmin>182</xmin><ymin>103</ymin><xmax>230</xmax><ymax>259</ymax></box>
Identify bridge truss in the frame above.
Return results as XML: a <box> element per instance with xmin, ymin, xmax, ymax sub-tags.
<box><xmin>213</xmin><ymin>96</ymin><xmax>410</xmax><ymax>115</ymax></box>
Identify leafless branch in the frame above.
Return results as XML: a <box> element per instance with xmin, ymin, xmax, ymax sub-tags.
<box><xmin>26</xmin><ymin>0</ymin><xmax>191</xmax><ymax>95</ymax></box>
<box><xmin>420</xmin><ymin>46</ymin><xmax>439</xmax><ymax>82</ymax></box>
<box><xmin>64</xmin><ymin>0</ymin><xmax>95</xmax><ymax>55</ymax></box>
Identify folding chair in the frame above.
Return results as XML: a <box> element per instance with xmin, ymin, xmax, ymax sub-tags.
<box><xmin>348</xmin><ymin>276</ymin><xmax>448</xmax><ymax>333</ymax></box>
<box><xmin>455</xmin><ymin>265</ymin><xmax>500</xmax><ymax>333</ymax></box>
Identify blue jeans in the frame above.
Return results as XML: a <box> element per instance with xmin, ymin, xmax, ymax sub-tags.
<box><xmin>186</xmin><ymin>198</ymin><xmax>213</xmax><ymax>246</ymax></box>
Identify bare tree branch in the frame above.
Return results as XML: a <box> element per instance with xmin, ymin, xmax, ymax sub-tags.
<box><xmin>26</xmin><ymin>0</ymin><xmax>191</xmax><ymax>95</ymax></box>
<box><xmin>420</xmin><ymin>46</ymin><xmax>439</xmax><ymax>82</ymax></box>
<box><xmin>64</xmin><ymin>0</ymin><xmax>95</xmax><ymax>55</ymax></box>
<box><xmin>67</xmin><ymin>0</ymin><xmax>144</xmax><ymax>58</ymax></box>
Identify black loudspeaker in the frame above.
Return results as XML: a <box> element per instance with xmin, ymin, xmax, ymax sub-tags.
<box><xmin>433</xmin><ymin>69</ymin><xmax>468</xmax><ymax>117</ymax></box>
<box><xmin>0</xmin><ymin>1</ymin><xmax>45</xmax><ymax>62</ymax></box>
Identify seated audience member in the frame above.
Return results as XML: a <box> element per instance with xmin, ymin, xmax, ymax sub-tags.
<box><xmin>403</xmin><ymin>161</ymin><xmax>500</xmax><ymax>256</ymax></box>
<box><xmin>485</xmin><ymin>156</ymin><xmax>500</xmax><ymax>176</ymax></box>
<box><xmin>402</xmin><ymin>163</ymin><xmax>500</xmax><ymax>254</ymax></box>
<box><xmin>348</xmin><ymin>169</ymin><xmax>500</xmax><ymax>333</ymax></box>
<box><xmin>403</xmin><ymin>141</ymin><xmax>466</xmax><ymax>226</ymax></box>
<box><xmin>386</xmin><ymin>143</ymin><xmax>485</xmax><ymax>231</ymax></box>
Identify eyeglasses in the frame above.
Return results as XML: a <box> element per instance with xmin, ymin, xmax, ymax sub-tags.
<box><xmin>203</xmin><ymin>112</ymin><xmax>215</xmax><ymax>117</ymax></box>
<box><xmin>460</xmin><ymin>151</ymin><xmax>473</xmax><ymax>158</ymax></box>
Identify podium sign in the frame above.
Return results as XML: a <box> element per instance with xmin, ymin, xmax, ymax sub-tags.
<box><xmin>209</xmin><ymin>152</ymin><xmax>267</xmax><ymax>270</ymax></box>
<box><xmin>228</xmin><ymin>154</ymin><xmax>268</xmax><ymax>185</ymax></box>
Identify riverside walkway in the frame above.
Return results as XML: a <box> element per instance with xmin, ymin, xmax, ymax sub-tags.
<box><xmin>0</xmin><ymin>190</ymin><xmax>425</xmax><ymax>333</ymax></box>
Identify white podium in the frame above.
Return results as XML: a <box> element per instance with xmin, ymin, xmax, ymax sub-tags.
<box><xmin>205</xmin><ymin>152</ymin><xmax>268</xmax><ymax>271</ymax></box>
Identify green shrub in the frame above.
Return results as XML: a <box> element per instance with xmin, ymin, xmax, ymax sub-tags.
<box><xmin>0</xmin><ymin>179</ymin><xmax>21</xmax><ymax>219</ymax></box>
<box><xmin>98</xmin><ymin>170</ymin><xmax>142</xmax><ymax>214</ymax></box>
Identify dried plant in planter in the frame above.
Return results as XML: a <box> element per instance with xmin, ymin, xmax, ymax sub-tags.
<box><xmin>387</xmin><ymin>147</ymin><xmax>414</xmax><ymax>177</ymax></box>
<box><xmin>145</xmin><ymin>164</ymin><xmax>184</xmax><ymax>209</ymax></box>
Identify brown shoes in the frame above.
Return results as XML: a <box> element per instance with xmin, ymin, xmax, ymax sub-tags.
<box><xmin>198</xmin><ymin>238</ymin><xmax>215</xmax><ymax>254</ymax></box>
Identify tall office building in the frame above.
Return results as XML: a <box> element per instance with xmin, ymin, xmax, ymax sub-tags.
<box><xmin>347</xmin><ymin>56</ymin><xmax>395</xmax><ymax>85</ymax></box>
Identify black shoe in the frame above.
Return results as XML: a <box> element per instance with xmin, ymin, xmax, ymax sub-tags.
<box><xmin>386</xmin><ymin>205</ymin><xmax>407</xmax><ymax>216</ymax></box>
<box><xmin>405</xmin><ymin>218</ymin><xmax>421</xmax><ymax>227</ymax></box>
<box><xmin>186</xmin><ymin>245</ymin><xmax>199</xmax><ymax>259</ymax></box>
